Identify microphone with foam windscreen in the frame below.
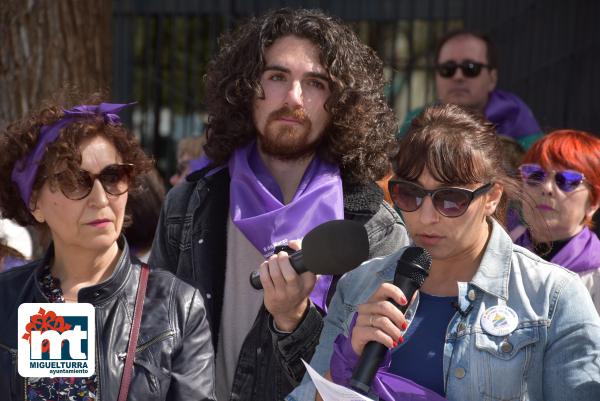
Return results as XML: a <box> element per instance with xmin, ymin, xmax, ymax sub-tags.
<box><xmin>350</xmin><ymin>246</ymin><xmax>432</xmax><ymax>394</ymax></box>
<box><xmin>249</xmin><ymin>220</ymin><xmax>369</xmax><ymax>290</ymax></box>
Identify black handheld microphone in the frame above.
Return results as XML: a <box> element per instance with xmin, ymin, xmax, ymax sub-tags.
<box><xmin>249</xmin><ymin>220</ymin><xmax>369</xmax><ymax>290</ymax></box>
<box><xmin>350</xmin><ymin>246</ymin><xmax>432</xmax><ymax>394</ymax></box>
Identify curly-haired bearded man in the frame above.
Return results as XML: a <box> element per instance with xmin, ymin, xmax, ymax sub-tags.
<box><xmin>149</xmin><ymin>8</ymin><xmax>409</xmax><ymax>401</ymax></box>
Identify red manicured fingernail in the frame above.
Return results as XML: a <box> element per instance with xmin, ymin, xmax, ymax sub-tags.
<box><xmin>401</xmin><ymin>321</ymin><xmax>407</xmax><ymax>330</ymax></box>
<box><xmin>401</xmin><ymin>295</ymin><xmax>408</xmax><ymax>305</ymax></box>
<box><xmin>392</xmin><ymin>341</ymin><xmax>398</xmax><ymax>348</ymax></box>
<box><xmin>398</xmin><ymin>336</ymin><xmax>404</xmax><ymax>343</ymax></box>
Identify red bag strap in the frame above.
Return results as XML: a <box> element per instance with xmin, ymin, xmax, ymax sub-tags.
<box><xmin>117</xmin><ymin>263</ymin><xmax>150</xmax><ymax>401</ymax></box>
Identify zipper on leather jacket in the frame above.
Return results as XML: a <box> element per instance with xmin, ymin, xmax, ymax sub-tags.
<box><xmin>136</xmin><ymin>330</ymin><xmax>175</xmax><ymax>354</ymax></box>
<box><xmin>115</xmin><ymin>331</ymin><xmax>174</xmax><ymax>394</ymax></box>
<box><xmin>117</xmin><ymin>330</ymin><xmax>175</xmax><ymax>359</ymax></box>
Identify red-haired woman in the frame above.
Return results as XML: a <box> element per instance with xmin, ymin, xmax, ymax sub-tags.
<box><xmin>513</xmin><ymin>130</ymin><xmax>600</xmax><ymax>312</ymax></box>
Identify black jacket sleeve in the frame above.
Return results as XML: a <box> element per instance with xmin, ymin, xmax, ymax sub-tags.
<box><xmin>167</xmin><ymin>285</ymin><xmax>216</xmax><ymax>401</ymax></box>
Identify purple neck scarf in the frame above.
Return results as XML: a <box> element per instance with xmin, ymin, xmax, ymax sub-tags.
<box><xmin>228</xmin><ymin>140</ymin><xmax>344</xmax><ymax>310</ymax></box>
<box><xmin>484</xmin><ymin>89</ymin><xmax>541</xmax><ymax>140</ymax></box>
<box><xmin>516</xmin><ymin>226</ymin><xmax>600</xmax><ymax>273</ymax></box>
<box><xmin>11</xmin><ymin>102</ymin><xmax>134</xmax><ymax>207</ymax></box>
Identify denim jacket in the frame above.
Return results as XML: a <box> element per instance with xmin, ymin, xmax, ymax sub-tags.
<box><xmin>149</xmin><ymin>166</ymin><xmax>409</xmax><ymax>401</ymax></box>
<box><xmin>288</xmin><ymin>219</ymin><xmax>600</xmax><ymax>401</ymax></box>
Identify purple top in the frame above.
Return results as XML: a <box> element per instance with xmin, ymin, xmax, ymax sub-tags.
<box><xmin>400</xmin><ymin>90</ymin><xmax>542</xmax><ymax>149</ymax></box>
<box><xmin>515</xmin><ymin>226</ymin><xmax>600</xmax><ymax>273</ymax></box>
<box><xmin>484</xmin><ymin>89</ymin><xmax>542</xmax><ymax>143</ymax></box>
<box><xmin>1</xmin><ymin>255</ymin><xmax>26</xmax><ymax>272</ymax></box>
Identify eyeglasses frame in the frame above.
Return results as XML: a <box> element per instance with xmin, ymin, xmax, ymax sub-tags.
<box><xmin>518</xmin><ymin>163</ymin><xmax>586</xmax><ymax>193</ymax></box>
<box><xmin>388</xmin><ymin>179</ymin><xmax>494</xmax><ymax>218</ymax></box>
<box><xmin>52</xmin><ymin>163</ymin><xmax>135</xmax><ymax>200</ymax></box>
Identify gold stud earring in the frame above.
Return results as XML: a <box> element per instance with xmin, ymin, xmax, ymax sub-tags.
<box><xmin>31</xmin><ymin>211</ymin><xmax>45</xmax><ymax>223</ymax></box>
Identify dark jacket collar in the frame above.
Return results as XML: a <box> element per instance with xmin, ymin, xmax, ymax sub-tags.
<box><xmin>31</xmin><ymin>236</ymin><xmax>133</xmax><ymax>304</ymax></box>
<box><xmin>342</xmin><ymin>182</ymin><xmax>384</xmax><ymax>215</ymax></box>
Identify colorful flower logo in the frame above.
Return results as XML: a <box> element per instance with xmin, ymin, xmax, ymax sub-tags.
<box><xmin>22</xmin><ymin>307</ymin><xmax>72</xmax><ymax>352</ymax></box>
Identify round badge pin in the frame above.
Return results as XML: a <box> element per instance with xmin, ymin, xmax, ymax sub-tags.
<box><xmin>480</xmin><ymin>305</ymin><xmax>519</xmax><ymax>336</ymax></box>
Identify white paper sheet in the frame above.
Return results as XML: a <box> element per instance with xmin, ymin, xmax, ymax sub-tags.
<box><xmin>302</xmin><ymin>359</ymin><xmax>373</xmax><ymax>401</ymax></box>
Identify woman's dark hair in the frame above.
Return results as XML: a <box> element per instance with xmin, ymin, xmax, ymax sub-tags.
<box><xmin>393</xmin><ymin>104</ymin><xmax>521</xmax><ymax>225</ymax></box>
<box><xmin>0</xmin><ymin>94</ymin><xmax>153</xmax><ymax>226</ymax></box>
<box><xmin>203</xmin><ymin>8</ymin><xmax>397</xmax><ymax>184</ymax></box>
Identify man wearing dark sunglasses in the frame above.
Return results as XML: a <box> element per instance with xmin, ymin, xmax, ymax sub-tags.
<box><xmin>399</xmin><ymin>30</ymin><xmax>542</xmax><ymax>150</ymax></box>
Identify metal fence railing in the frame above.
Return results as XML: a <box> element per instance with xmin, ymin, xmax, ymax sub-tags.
<box><xmin>112</xmin><ymin>0</ymin><xmax>464</xmax><ymax>176</ymax></box>
<box><xmin>112</xmin><ymin>0</ymin><xmax>599</xmax><ymax>179</ymax></box>
<box><xmin>463</xmin><ymin>0</ymin><xmax>600</xmax><ymax>135</ymax></box>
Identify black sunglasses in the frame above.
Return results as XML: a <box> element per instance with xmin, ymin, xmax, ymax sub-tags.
<box><xmin>388</xmin><ymin>179</ymin><xmax>494</xmax><ymax>218</ymax></box>
<box><xmin>53</xmin><ymin>163</ymin><xmax>134</xmax><ymax>200</ymax></box>
<box><xmin>435</xmin><ymin>61</ymin><xmax>492</xmax><ymax>78</ymax></box>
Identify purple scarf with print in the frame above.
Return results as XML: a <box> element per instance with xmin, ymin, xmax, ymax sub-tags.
<box><xmin>515</xmin><ymin>226</ymin><xmax>600</xmax><ymax>273</ymax></box>
<box><xmin>228</xmin><ymin>140</ymin><xmax>344</xmax><ymax>311</ymax></box>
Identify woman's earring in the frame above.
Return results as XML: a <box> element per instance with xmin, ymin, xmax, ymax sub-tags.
<box><xmin>31</xmin><ymin>208</ymin><xmax>45</xmax><ymax>223</ymax></box>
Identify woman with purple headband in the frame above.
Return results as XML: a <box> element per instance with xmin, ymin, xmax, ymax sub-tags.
<box><xmin>0</xmin><ymin>98</ymin><xmax>215</xmax><ymax>400</ymax></box>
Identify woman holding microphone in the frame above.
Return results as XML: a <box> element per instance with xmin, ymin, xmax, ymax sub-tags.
<box><xmin>287</xmin><ymin>104</ymin><xmax>600</xmax><ymax>401</ymax></box>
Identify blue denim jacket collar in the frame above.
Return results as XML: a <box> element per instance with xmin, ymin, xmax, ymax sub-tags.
<box><xmin>468</xmin><ymin>219</ymin><xmax>512</xmax><ymax>301</ymax></box>
<box><xmin>375</xmin><ymin>219</ymin><xmax>512</xmax><ymax>303</ymax></box>
<box><xmin>369</xmin><ymin>220</ymin><xmax>513</xmax><ymax>325</ymax></box>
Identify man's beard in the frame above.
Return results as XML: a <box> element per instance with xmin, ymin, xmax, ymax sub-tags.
<box><xmin>258</xmin><ymin>107</ymin><xmax>324</xmax><ymax>161</ymax></box>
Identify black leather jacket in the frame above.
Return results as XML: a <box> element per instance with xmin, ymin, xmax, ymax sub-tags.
<box><xmin>0</xmin><ymin>238</ymin><xmax>216</xmax><ymax>401</ymax></box>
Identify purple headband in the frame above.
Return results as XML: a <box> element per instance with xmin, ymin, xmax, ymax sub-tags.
<box><xmin>11</xmin><ymin>102</ymin><xmax>135</xmax><ymax>207</ymax></box>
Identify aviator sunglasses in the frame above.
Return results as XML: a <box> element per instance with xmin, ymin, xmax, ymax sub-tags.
<box><xmin>435</xmin><ymin>60</ymin><xmax>492</xmax><ymax>78</ymax></box>
<box><xmin>388</xmin><ymin>179</ymin><xmax>494</xmax><ymax>218</ymax></box>
<box><xmin>519</xmin><ymin>163</ymin><xmax>585</xmax><ymax>193</ymax></box>
<box><xmin>53</xmin><ymin>163</ymin><xmax>134</xmax><ymax>200</ymax></box>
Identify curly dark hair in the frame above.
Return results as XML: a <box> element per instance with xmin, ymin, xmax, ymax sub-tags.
<box><xmin>203</xmin><ymin>8</ymin><xmax>397</xmax><ymax>184</ymax></box>
<box><xmin>0</xmin><ymin>95</ymin><xmax>153</xmax><ymax>226</ymax></box>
